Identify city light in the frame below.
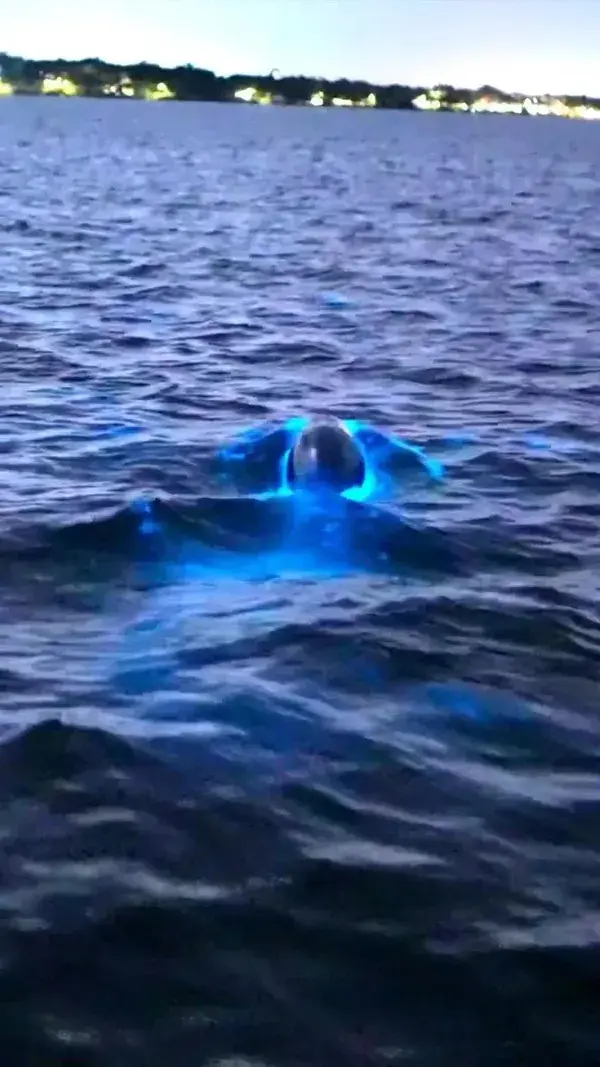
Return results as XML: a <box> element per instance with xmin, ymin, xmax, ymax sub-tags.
<box><xmin>144</xmin><ymin>81</ymin><xmax>175</xmax><ymax>101</ymax></box>
<box><xmin>41</xmin><ymin>74</ymin><xmax>78</xmax><ymax>96</ymax></box>
<box><xmin>412</xmin><ymin>86</ymin><xmax>600</xmax><ymax>120</ymax></box>
<box><xmin>234</xmin><ymin>86</ymin><xmax>257</xmax><ymax>103</ymax></box>
<box><xmin>103</xmin><ymin>76</ymin><xmax>136</xmax><ymax>97</ymax></box>
<box><xmin>233</xmin><ymin>86</ymin><xmax>272</xmax><ymax>105</ymax></box>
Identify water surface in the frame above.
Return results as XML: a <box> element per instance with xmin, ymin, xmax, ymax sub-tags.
<box><xmin>0</xmin><ymin>98</ymin><xmax>600</xmax><ymax>1066</ymax></box>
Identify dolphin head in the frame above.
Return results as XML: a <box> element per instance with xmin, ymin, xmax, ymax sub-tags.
<box><xmin>287</xmin><ymin>417</ymin><xmax>366</xmax><ymax>494</ymax></box>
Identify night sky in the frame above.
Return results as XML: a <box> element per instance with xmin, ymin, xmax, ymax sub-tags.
<box><xmin>2</xmin><ymin>0</ymin><xmax>598</xmax><ymax>95</ymax></box>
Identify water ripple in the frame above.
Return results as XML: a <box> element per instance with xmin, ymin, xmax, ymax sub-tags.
<box><xmin>0</xmin><ymin>99</ymin><xmax>599</xmax><ymax>1065</ymax></box>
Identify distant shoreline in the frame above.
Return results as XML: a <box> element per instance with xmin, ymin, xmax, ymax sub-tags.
<box><xmin>1</xmin><ymin>52</ymin><xmax>599</xmax><ymax>120</ymax></box>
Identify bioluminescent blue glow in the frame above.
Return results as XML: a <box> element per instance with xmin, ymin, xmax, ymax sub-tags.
<box><xmin>423</xmin><ymin>682</ymin><xmax>532</xmax><ymax>725</ymax></box>
<box><xmin>126</xmin><ymin>489</ymin><xmax>394</xmax><ymax>587</ymax></box>
<box><xmin>218</xmin><ymin>415</ymin><xmax>309</xmax><ymax>466</ymax></box>
<box><xmin>221</xmin><ymin>416</ymin><xmax>444</xmax><ymax>507</ymax></box>
<box><xmin>130</xmin><ymin>496</ymin><xmax>162</xmax><ymax>536</ymax></box>
<box><xmin>319</xmin><ymin>291</ymin><xmax>353</xmax><ymax>309</ymax></box>
<box><xmin>344</xmin><ymin>419</ymin><xmax>445</xmax><ymax>494</ymax></box>
<box><xmin>120</xmin><ymin>417</ymin><xmax>455</xmax><ymax>594</ymax></box>
<box><xmin>276</xmin><ymin>447</ymin><xmax>294</xmax><ymax>498</ymax></box>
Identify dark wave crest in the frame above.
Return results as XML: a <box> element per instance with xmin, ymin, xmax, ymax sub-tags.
<box><xmin>2</xmin><ymin>492</ymin><xmax>476</xmax><ymax>579</ymax></box>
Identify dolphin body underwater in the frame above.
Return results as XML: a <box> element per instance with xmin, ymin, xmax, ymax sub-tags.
<box><xmin>142</xmin><ymin>415</ymin><xmax>446</xmax><ymax>558</ymax></box>
<box><xmin>32</xmin><ymin>415</ymin><xmax>455</xmax><ymax>581</ymax></box>
<box><xmin>13</xmin><ymin>412</ymin><xmax>571</xmax><ymax>587</ymax></box>
<box><xmin>187</xmin><ymin>414</ymin><xmax>455</xmax><ymax>574</ymax></box>
<box><xmin>214</xmin><ymin>415</ymin><xmax>444</xmax><ymax>503</ymax></box>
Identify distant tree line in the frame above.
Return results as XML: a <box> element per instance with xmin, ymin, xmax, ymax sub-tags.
<box><xmin>0</xmin><ymin>51</ymin><xmax>422</xmax><ymax>106</ymax></box>
<box><xmin>0</xmin><ymin>53</ymin><xmax>598</xmax><ymax>109</ymax></box>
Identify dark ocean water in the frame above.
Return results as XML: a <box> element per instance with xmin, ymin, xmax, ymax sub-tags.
<box><xmin>0</xmin><ymin>97</ymin><xmax>600</xmax><ymax>1066</ymax></box>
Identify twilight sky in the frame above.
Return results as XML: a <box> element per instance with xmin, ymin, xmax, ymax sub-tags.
<box><xmin>2</xmin><ymin>0</ymin><xmax>599</xmax><ymax>96</ymax></box>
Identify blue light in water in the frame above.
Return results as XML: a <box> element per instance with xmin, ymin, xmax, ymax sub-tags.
<box><xmin>218</xmin><ymin>415</ymin><xmax>309</xmax><ymax>467</ymax></box>
<box><xmin>251</xmin><ymin>419</ymin><xmax>310</xmax><ymax>501</ymax></box>
<box><xmin>283</xmin><ymin>416</ymin><xmax>310</xmax><ymax>434</ymax></box>
<box><xmin>278</xmin><ymin>446</ymin><xmax>293</xmax><ymax>496</ymax></box>
<box><xmin>385</xmin><ymin>434</ymin><xmax>445</xmax><ymax>482</ymax></box>
<box><xmin>250</xmin><ymin>420</ymin><xmax>379</xmax><ymax>504</ymax></box>
<box><xmin>320</xmin><ymin>291</ymin><xmax>351</xmax><ymax>308</ymax></box>
<box><xmin>341</xmin><ymin>446</ymin><xmax>378</xmax><ymax>504</ymax></box>
<box><xmin>524</xmin><ymin>434</ymin><xmax>552</xmax><ymax>451</ymax></box>
<box><xmin>130</xmin><ymin>497</ymin><xmax>161</xmax><ymax>536</ymax></box>
<box><xmin>342</xmin><ymin>419</ymin><xmax>444</xmax><ymax>501</ymax></box>
<box><xmin>254</xmin><ymin>487</ymin><xmax>293</xmax><ymax>501</ymax></box>
<box><xmin>217</xmin><ymin>423</ymin><xmax>273</xmax><ymax>463</ymax></box>
<box><xmin>218</xmin><ymin>436</ymin><xmax>261</xmax><ymax>463</ymax></box>
<box><xmin>253</xmin><ymin>447</ymin><xmax>294</xmax><ymax>502</ymax></box>
<box><xmin>424</xmin><ymin>682</ymin><xmax>530</xmax><ymax>724</ymax></box>
<box><xmin>343</xmin><ymin>419</ymin><xmax>367</xmax><ymax>436</ymax></box>
<box><xmin>333</xmin><ymin>419</ymin><xmax>380</xmax><ymax>503</ymax></box>
<box><xmin>221</xmin><ymin>415</ymin><xmax>444</xmax><ymax>506</ymax></box>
